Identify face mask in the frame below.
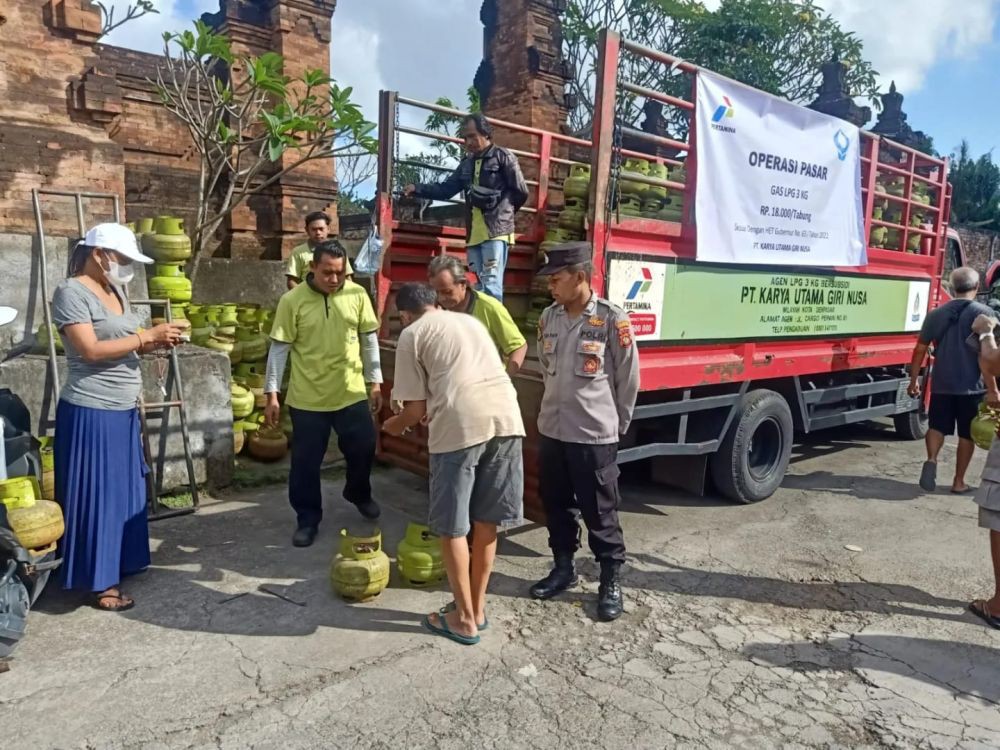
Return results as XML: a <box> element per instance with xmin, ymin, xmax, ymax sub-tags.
<box><xmin>100</xmin><ymin>252</ymin><xmax>134</xmax><ymax>287</ymax></box>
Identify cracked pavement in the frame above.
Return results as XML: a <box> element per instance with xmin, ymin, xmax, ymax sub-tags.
<box><xmin>2</xmin><ymin>422</ymin><xmax>1000</xmax><ymax>749</ymax></box>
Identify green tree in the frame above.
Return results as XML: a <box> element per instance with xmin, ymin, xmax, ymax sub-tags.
<box><xmin>423</xmin><ymin>86</ymin><xmax>482</xmax><ymax>162</ymax></box>
<box><xmin>564</xmin><ymin>0</ymin><xmax>880</xmax><ymax>136</ymax></box>
<box><xmin>950</xmin><ymin>140</ymin><xmax>1000</xmax><ymax>229</ymax></box>
<box><xmin>155</xmin><ymin>21</ymin><xmax>376</xmax><ymax>269</ymax></box>
<box><xmin>394</xmin><ymin>86</ymin><xmax>481</xmax><ymax>193</ymax></box>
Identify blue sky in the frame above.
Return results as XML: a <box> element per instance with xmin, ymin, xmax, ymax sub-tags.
<box><xmin>106</xmin><ymin>0</ymin><xmax>1000</xmax><ymax>163</ymax></box>
<box><xmin>906</xmin><ymin>37</ymin><xmax>1000</xmax><ymax>158</ymax></box>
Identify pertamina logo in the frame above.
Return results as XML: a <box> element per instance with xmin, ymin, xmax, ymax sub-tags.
<box><xmin>626</xmin><ymin>269</ymin><xmax>658</xmax><ymax>336</ymax></box>
<box><xmin>711</xmin><ymin>96</ymin><xmax>735</xmax><ymax>133</ymax></box>
<box><xmin>626</xmin><ymin>267</ymin><xmax>653</xmax><ymax>302</ymax></box>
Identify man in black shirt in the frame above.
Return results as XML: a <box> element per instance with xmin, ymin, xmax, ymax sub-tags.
<box><xmin>908</xmin><ymin>267</ymin><xmax>998</xmax><ymax>493</ymax></box>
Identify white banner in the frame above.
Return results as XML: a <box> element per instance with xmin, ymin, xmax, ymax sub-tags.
<box><xmin>695</xmin><ymin>72</ymin><xmax>866</xmax><ymax>267</ymax></box>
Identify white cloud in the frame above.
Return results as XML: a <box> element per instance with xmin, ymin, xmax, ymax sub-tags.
<box><xmin>101</xmin><ymin>0</ymin><xmax>216</xmax><ymax>55</ymax></box>
<box><xmin>330</xmin><ymin>17</ymin><xmax>386</xmax><ymax>131</ymax></box>
<box><xmin>330</xmin><ymin>0</ymin><xmax>482</xmax><ymax>177</ymax></box>
<box><xmin>823</xmin><ymin>0</ymin><xmax>999</xmax><ymax>93</ymax></box>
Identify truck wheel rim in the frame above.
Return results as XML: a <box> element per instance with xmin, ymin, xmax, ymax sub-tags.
<box><xmin>747</xmin><ymin>417</ymin><xmax>783</xmax><ymax>482</ymax></box>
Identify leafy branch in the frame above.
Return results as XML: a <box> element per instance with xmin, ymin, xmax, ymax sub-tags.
<box><xmin>153</xmin><ymin>21</ymin><xmax>376</xmax><ymax>273</ymax></box>
<box><xmin>97</xmin><ymin>0</ymin><xmax>158</xmax><ymax>39</ymax></box>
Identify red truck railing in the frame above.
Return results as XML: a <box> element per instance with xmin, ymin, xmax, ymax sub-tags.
<box><xmin>590</xmin><ymin>30</ymin><xmax>950</xmax><ymax>280</ymax></box>
<box><xmin>584</xmin><ymin>29</ymin><xmax>951</xmax><ymax>391</ymax></box>
<box><xmin>374</xmin><ymin>91</ymin><xmax>593</xmax><ymax>333</ymax></box>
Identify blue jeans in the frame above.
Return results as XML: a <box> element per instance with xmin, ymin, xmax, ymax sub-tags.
<box><xmin>467</xmin><ymin>239</ymin><xmax>508</xmax><ymax>302</ymax></box>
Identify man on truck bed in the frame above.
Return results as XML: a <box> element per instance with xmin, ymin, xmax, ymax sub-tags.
<box><xmin>529</xmin><ymin>242</ymin><xmax>640</xmax><ymax>622</ymax></box>
<box><xmin>908</xmin><ymin>267</ymin><xmax>998</xmax><ymax>494</ymax></box>
<box><xmin>427</xmin><ymin>254</ymin><xmax>527</xmax><ymax>375</ymax></box>
<box><xmin>403</xmin><ymin>113</ymin><xmax>528</xmax><ymax>302</ymax></box>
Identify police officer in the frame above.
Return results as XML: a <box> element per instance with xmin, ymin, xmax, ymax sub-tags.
<box><xmin>530</xmin><ymin>242</ymin><xmax>640</xmax><ymax>621</ymax></box>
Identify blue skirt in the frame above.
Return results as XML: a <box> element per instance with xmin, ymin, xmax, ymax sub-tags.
<box><xmin>54</xmin><ymin>401</ymin><xmax>150</xmax><ymax>592</ymax></box>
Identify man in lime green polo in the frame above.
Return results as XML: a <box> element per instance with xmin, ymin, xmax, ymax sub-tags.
<box><xmin>428</xmin><ymin>254</ymin><xmax>527</xmax><ymax>375</ymax></box>
<box><xmin>265</xmin><ymin>239</ymin><xmax>382</xmax><ymax>548</ymax></box>
<box><xmin>285</xmin><ymin>211</ymin><xmax>354</xmax><ymax>290</ymax></box>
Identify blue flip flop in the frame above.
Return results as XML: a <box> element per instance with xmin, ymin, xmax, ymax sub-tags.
<box><xmin>441</xmin><ymin>601</ymin><xmax>489</xmax><ymax>631</ymax></box>
<box><xmin>423</xmin><ymin>612</ymin><xmax>480</xmax><ymax>646</ymax></box>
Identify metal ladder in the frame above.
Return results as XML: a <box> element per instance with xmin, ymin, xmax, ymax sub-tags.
<box><xmin>30</xmin><ymin>189</ymin><xmax>200</xmax><ymax>521</ymax></box>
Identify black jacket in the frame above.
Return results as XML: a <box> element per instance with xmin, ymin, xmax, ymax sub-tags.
<box><xmin>414</xmin><ymin>144</ymin><xmax>529</xmax><ymax>241</ymax></box>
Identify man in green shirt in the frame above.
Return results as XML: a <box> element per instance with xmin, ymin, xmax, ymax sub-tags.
<box><xmin>265</xmin><ymin>240</ymin><xmax>383</xmax><ymax>547</ymax></box>
<box><xmin>428</xmin><ymin>254</ymin><xmax>527</xmax><ymax>375</ymax></box>
<box><xmin>285</xmin><ymin>211</ymin><xmax>353</xmax><ymax>290</ymax></box>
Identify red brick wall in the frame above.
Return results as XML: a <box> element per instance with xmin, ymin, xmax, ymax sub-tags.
<box><xmin>97</xmin><ymin>45</ymin><xmax>203</xmax><ymax>237</ymax></box>
<box><xmin>1</xmin><ymin>0</ymin><xmax>339</xmax><ymax>259</ymax></box>
<box><xmin>208</xmin><ymin>0</ymin><xmax>339</xmax><ymax>260</ymax></box>
<box><xmin>958</xmin><ymin>226</ymin><xmax>1000</xmax><ymax>273</ymax></box>
<box><xmin>476</xmin><ymin>0</ymin><xmax>571</xmax><ymax>160</ymax></box>
<box><xmin>0</xmin><ymin>0</ymin><xmax>125</xmax><ymax>235</ymax></box>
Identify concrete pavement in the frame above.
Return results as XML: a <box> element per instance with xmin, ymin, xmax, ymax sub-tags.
<box><xmin>2</xmin><ymin>421</ymin><xmax>999</xmax><ymax>749</ymax></box>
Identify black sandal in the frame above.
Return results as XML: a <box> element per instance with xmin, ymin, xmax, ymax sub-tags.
<box><xmin>969</xmin><ymin>599</ymin><xmax>1000</xmax><ymax>630</ymax></box>
<box><xmin>95</xmin><ymin>589</ymin><xmax>135</xmax><ymax>612</ymax></box>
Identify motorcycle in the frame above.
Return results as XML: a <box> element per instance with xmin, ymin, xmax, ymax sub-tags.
<box><xmin>0</xmin><ymin>305</ymin><xmax>61</xmax><ymax>660</ymax></box>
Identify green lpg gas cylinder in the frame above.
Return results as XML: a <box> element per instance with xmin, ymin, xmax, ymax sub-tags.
<box><xmin>331</xmin><ymin>529</ymin><xmax>391</xmax><ymax>602</ymax></box>
<box><xmin>396</xmin><ymin>523</ymin><xmax>446</xmax><ymax>587</ymax></box>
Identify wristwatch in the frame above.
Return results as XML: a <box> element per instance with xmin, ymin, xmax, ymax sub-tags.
<box><xmin>980</xmin><ymin>331</ymin><xmax>995</xmax><ymax>341</ymax></box>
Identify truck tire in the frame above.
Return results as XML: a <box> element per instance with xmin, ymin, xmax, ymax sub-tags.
<box><xmin>893</xmin><ymin>409</ymin><xmax>928</xmax><ymax>441</ymax></box>
<box><xmin>710</xmin><ymin>389</ymin><xmax>793</xmax><ymax>504</ymax></box>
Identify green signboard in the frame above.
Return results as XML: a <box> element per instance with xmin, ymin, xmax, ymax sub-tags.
<box><xmin>606</xmin><ymin>257</ymin><xmax>930</xmax><ymax>343</ymax></box>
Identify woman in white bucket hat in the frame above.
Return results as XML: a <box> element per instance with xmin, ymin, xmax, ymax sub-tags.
<box><xmin>51</xmin><ymin>223</ymin><xmax>185</xmax><ymax>611</ymax></box>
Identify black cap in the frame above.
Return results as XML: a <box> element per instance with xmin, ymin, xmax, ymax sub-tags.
<box><xmin>536</xmin><ymin>241</ymin><xmax>592</xmax><ymax>276</ymax></box>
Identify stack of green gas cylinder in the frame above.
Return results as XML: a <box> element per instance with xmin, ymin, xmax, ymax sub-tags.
<box><xmin>617</xmin><ymin>157</ymin><xmax>686</xmax><ymax>221</ymax></box>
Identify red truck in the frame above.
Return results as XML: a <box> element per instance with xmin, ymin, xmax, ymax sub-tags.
<box><xmin>372</xmin><ymin>29</ymin><xmax>968</xmax><ymax>520</ymax></box>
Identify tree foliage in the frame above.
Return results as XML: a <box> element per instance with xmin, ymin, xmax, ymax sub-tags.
<box><xmin>950</xmin><ymin>141</ymin><xmax>1000</xmax><ymax>229</ymax></box>
<box><xmin>155</xmin><ymin>21</ymin><xmax>375</xmax><ymax>267</ymax></box>
<box><xmin>563</xmin><ymin>0</ymin><xmax>880</xmax><ymax>135</ymax></box>
<box><xmin>394</xmin><ymin>87</ymin><xmax>481</xmax><ymax>193</ymax></box>
<box><xmin>336</xmin><ymin>151</ymin><xmax>377</xmax><ymax>215</ymax></box>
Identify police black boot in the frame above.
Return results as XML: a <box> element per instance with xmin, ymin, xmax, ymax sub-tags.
<box><xmin>529</xmin><ymin>553</ymin><xmax>578</xmax><ymax>600</ymax></box>
<box><xmin>597</xmin><ymin>561</ymin><xmax>624</xmax><ymax>621</ymax></box>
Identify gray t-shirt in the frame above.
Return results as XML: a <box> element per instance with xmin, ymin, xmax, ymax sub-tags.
<box><xmin>919</xmin><ymin>298</ymin><xmax>995</xmax><ymax>395</ymax></box>
<box><xmin>51</xmin><ymin>278</ymin><xmax>142</xmax><ymax>410</ymax></box>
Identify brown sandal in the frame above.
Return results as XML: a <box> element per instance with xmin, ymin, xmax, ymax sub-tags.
<box><xmin>969</xmin><ymin>599</ymin><xmax>1000</xmax><ymax>630</ymax></box>
<box><xmin>95</xmin><ymin>588</ymin><xmax>135</xmax><ymax>612</ymax></box>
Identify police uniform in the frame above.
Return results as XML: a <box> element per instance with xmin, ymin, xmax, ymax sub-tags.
<box><xmin>531</xmin><ymin>242</ymin><xmax>640</xmax><ymax>620</ymax></box>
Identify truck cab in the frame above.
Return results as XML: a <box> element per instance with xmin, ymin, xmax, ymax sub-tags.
<box><xmin>939</xmin><ymin>227</ymin><xmax>967</xmax><ymax>299</ymax></box>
